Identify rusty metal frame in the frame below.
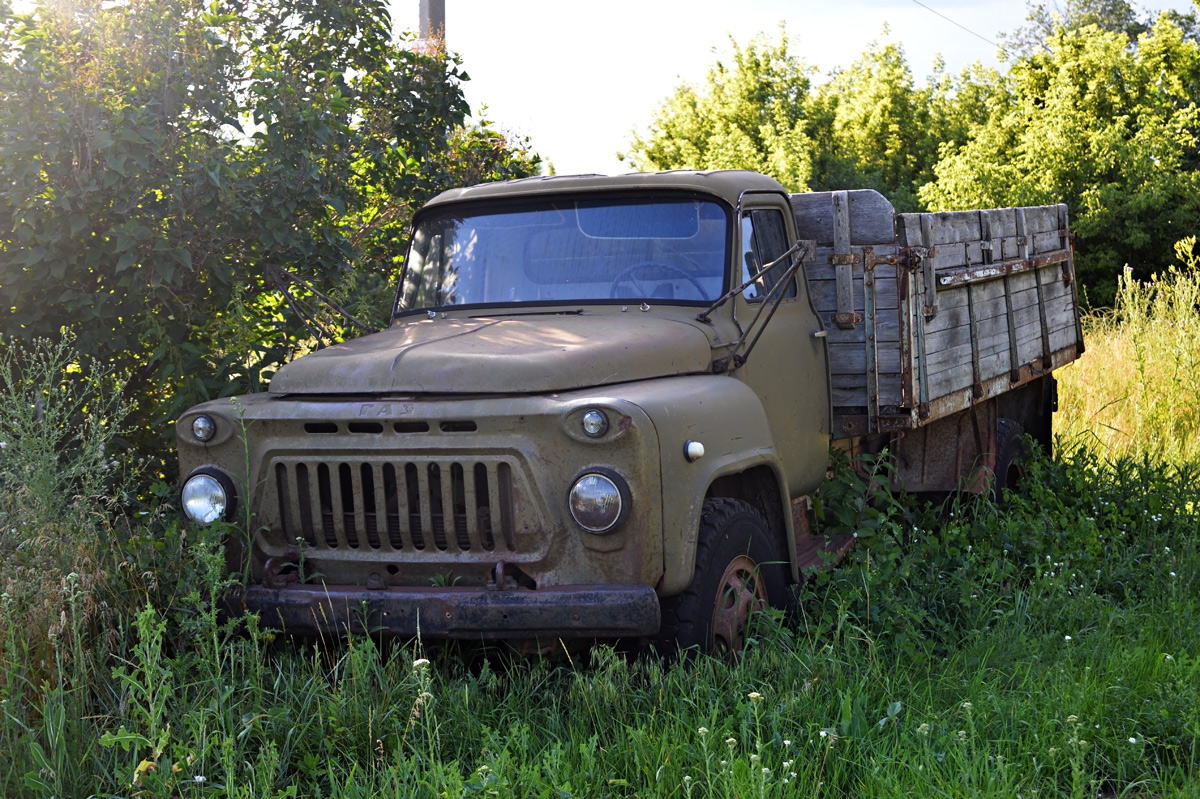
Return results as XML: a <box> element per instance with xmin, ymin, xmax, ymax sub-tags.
<box><xmin>222</xmin><ymin>583</ymin><xmax>662</xmax><ymax>639</ymax></box>
<box><xmin>932</xmin><ymin>249</ymin><xmax>1071</xmax><ymax>289</ymax></box>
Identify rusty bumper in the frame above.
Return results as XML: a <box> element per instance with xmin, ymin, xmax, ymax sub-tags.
<box><xmin>220</xmin><ymin>584</ymin><xmax>662</xmax><ymax>639</ymax></box>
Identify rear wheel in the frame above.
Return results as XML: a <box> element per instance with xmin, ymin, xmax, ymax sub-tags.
<box><xmin>992</xmin><ymin>418</ymin><xmax>1028</xmax><ymax>500</ymax></box>
<box><xmin>656</xmin><ymin>498</ymin><xmax>788</xmax><ymax>659</ymax></box>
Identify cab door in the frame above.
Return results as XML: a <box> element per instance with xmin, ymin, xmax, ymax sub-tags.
<box><xmin>732</xmin><ymin>195</ymin><xmax>831</xmax><ymax>496</ymax></box>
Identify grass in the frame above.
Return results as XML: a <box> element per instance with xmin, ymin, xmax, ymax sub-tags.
<box><xmin>1057</xmin><ymin>237</ymin><xmax>1200</xmax><ymax>464</ymax></box>
<box><xmin>2</xmin><ymin>252</ymin><xmax>1200</xmax><ymax>797</ymax></box>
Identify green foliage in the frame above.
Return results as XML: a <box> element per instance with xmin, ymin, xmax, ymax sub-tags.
<box><xmin>620</xmin><ymin>28</ymin><xmax>816</xmax><ymax>191</ymax></box>
<box><xmin>0</xmin><ymin>0</ymin><xmax>539</xmax><ymax>476</ymax></box>
<box><xmin>0</xmin><ymin>334</ymin><xmax>131</xmax><ymax>675</ymax></box>
<box><xmin>624</xmin><ymin>27</ymin><xmax>1008</xmax><ymax>212</ymax></box>
<box><xmin>920</xmin><ymin>16</ymin><xmax>1200</xmax><ymax>305</ymax></box>
<box><xmin>1058</xmin><ymin>237</ymin><xmax>1200</xmax><ymax>463</ymax></box>
<box><xmin>807</xmin><ymin>41</ymin><xmax>995</xmax><ymax>212</ymax></box>
<box><xmin>2</xmin><ymin>439</ymin><xmax>1199</xmax><ymax>797</ymax></box>
<box><xmin>630</xmin><ymin>17</ymin><xmax>1200</xmax><ymax>304</ymax></box>
<box><xmin>1000</xmin><ymin>0</ymin><xmax>1152</xmax><ymax>58</ymax></box>
<box><xmin>0</xmin><ymin>350</ymin><xmax>1198</xmax><ymax>795</ymax></box>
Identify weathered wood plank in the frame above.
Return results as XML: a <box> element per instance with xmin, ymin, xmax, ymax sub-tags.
<box><xmin>929</xmin><ymin>240</ymin><xmax>987</xmax><ymax>270</ymax></box>
<box><xmin>927</xmin><ymin>362</ymin><xmax>974</xmax><ymax>398</ymax></box>
<box><xmin>900</xmin><ymin>209</ymin><xmax>983</xmax><ymax>245</ymax></box>
<box><xmin>808</xmin><ymin>273</ymin><xmax>900</xmax><ymax>312</ymax></box>
<box><xmin>826</xmin><ymin>314</ymin><xmax>902</xmax><ymax>344</ymax></box>
<box><xmin>1031</xmin><ymin>230</ymin><xmax>1064</xmax><ymax>254</ymax></box>
<box><xmin>790</xmin><ymin>190</ymin><xmax>896</xmax><ymax>247</ymax></box>
<box><xmin>806</xmin><ymin>259</ymin><xmax>899</xmax><ymax>283</ymax></box>
<box><xmin>980</xmin><ymin>208</ymin><xmax>1018</xmax><ymax>239</ymax></box>
<box><xmin>828</xmin><ymin>343</ymin><xmax>901</xmax><ymax>375</ymax></box>
<box><xmin>1049</xmin><ymin>325</ymin><xmax>1081</xmax><ymax>352</ymax></box>
<box><xmin>924</xmin><ymin>319</ymin><xmax>1016</xmax><ymax>375</ymax></box>
<box><xmin>1024</xmin><ymin>205</ymin><xmax>1060</xmax><ymax>235</ymax></box>
<box><xmin>977</xmin><ymin>349</ymin><xmax>1012</xmax><ymax>383</ymax></box>
<box><xmin>831</xmin><ymin>380</ymin><xmax>904</xmax><ymax>408</ymax></box>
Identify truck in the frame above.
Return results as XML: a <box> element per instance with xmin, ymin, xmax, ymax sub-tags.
<box><xmin>176</xmin><ymin>170</ymin><xmax>1083</xmax><ymax>656</ymax></box>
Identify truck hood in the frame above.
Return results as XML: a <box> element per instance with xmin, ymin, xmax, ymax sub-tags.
<box><xmin>269</xmin><ymin>313</ymin><xmax>714</xmax><ymax>395</ymax></box>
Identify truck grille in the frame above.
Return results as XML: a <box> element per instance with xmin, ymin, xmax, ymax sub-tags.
<box><xmin>273</xmin><ymin>458</ymin><xmax>516</xmax><ymax>554</ymax></box>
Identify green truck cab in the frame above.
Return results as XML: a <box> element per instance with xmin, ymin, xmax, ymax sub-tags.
<box><xmin>176</xmin><ymin>170</ymin><xmax>1082</xmax><ymax>655</ymax></box>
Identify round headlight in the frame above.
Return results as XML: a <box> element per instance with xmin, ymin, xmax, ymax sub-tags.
<box><xmin>191</xmin><ymin>415</ymin><xmax>216</xmax><ymax>442</ymax></box>
<box><xmin>581</xmin><ymin>409</ymin><xmax>609</xmax><ymax>438</ymax></box>
<box><xmin>568</xmin><ymin>470</ymin><xmax>630</xmax><ymax>533</ymax></box>
<box><xmin>181</xmin><ymin>470</ymin><xmax>235</xmax><ymax>525</ymax></box>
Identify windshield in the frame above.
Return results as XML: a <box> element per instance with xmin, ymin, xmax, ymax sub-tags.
<box><xmin>396</xmin><ymin>196</ymin><xmax>730</xmax><ymax>315</ymax></box>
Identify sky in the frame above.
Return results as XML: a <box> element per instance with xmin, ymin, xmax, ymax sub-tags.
<box><xmin>399</xmin><ymin>0</ymin><xmax>1196</xmax><ymax>176</ymax></box>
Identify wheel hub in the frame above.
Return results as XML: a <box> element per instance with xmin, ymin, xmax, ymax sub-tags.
<box><xmin>709</xmin><ymin>554</ymin><xmax>767</xmax><ymax>656</ymax></box>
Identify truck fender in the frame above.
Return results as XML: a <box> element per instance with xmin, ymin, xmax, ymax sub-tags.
<box><xmin>622</xmin><ymin>375</ymin><xmax>795</xmax><ymax>596</ymax></box>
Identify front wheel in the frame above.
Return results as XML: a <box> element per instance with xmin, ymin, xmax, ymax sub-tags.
<box><xmin>656</xmin><ymin>498</ymin><xmax>788</xmax><ymax>659</ymax></box>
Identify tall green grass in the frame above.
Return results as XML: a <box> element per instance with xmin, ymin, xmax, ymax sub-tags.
<box><xmin>2</xmin><ymin>284</ymin><xmax>1199</xmax><ymax>797</ymax></box>
<box><xmin>1058</xmin><ymin>237</ymin><xmax>1200</xmax><ymax>463</ymax></box>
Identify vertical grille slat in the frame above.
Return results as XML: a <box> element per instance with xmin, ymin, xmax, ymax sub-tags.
<box><xmin>383</xmin><ymin>464</ymin><xmax>408</xmax><ymax>551</ymax></box>
<box><xmin>461</xmin><ymin>464</ymin><xmax>482</xmax><ymax>551</ymax></box>
<box><xmin>295</xmin><ymin>463</ymin><xmax>316</xmax><ymax>546</ymax></box>
<box><xmin>275</xmin><ymin>458</ymin><xmax>516</xmax><ymax>555</ymax></box>
<box><xmin>317</xmin><ymin>463</ymin><xmax>338</xmax><ymax>548</ymax></box>
<box><xmin>450</xmin><ymin>463</ymin><xmax>473</xmax><ymax>551</ymax></box>
<box><xmin>475</xmin><ymin>463</ymin><xmax>496</xmax><ymax>551</ymax></box>
<box><xmin>405</xmin><ymin>463</ymin><xmax>426</xmax><ymax>550</ymax></box>
<box><xmin>338</xmin><ymin>463</ymin><xmax>361</xmax><ymax>549</ymax></box>
<box><xmin>365</xmin><ymin>464</ymin><xmax>385</xmax><ymax>550</ymax></box>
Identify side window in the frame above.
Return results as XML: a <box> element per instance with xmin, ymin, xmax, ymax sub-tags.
<box><xmin>740</xmin><ymin>209</ymin><xmax>798</xmax><ymax>302</ymax></box>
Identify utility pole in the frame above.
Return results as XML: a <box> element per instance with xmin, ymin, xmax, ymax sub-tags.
<box><xmin>419</xmin><ymin>0</ymin><xmax>445</xmax><ymax>40</ymax></box>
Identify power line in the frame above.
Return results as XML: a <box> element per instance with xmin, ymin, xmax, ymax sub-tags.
<box><xmin>908</xmin><ymin>0</ymin><xmax>999</xmax><ymax>48</ymax></box>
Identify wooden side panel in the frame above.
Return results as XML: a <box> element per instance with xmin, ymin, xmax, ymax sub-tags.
<box><xmin>799</xmin><ymin>194</ymin><xmax>1081</xmax><ymax>436</ymax></box>
<box><xmin>895</xmin><ymin>203</ymin><xmax>1081</xmax><ymax>425</ymax></box>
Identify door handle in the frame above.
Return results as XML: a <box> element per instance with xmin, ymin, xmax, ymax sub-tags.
<box><xmin>812</xmin><ymin>330</ymin><xmax>827</xmax><ymax>339</ymax></box>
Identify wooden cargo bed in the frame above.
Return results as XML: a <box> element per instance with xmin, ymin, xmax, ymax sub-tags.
<box><xmin>791</xmin><ymin>190</ymin><xmax>1084</xmax><ymax>439</ymax></box>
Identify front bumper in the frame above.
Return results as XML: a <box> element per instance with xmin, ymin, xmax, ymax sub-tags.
<box><xmin>220</xmin><ymin>583</ymin><xmax>662</xmax><ymax>639</ymax></box>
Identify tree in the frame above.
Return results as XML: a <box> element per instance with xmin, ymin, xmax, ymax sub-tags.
<box><xmin>0</xmin><ymin>0</ymin><xmax>538</xmax><ymax>475</ymax></box>
<box><xmin>624</xmin><ymin>28</ymin><xmax>1004</xmax><ymax>212</ymax></box>
<box><xmin>921</xmin><ymin>16</ymin><xmax>1200</xmax><ymax>305</ymax></box>
<box><xmin>807</xmin><ymin>38</ymin><xmax>1004</xmax><ymax>212</ymax></box>
<box><xmin>1000</xmin><ymin>0</ymin><xmax>1149</xmax><ymax>58</ymax></box>
<box><xmin>620</xmin><ymin>28</ymin><xmax>816</xmax><ymax>192</ymax></box>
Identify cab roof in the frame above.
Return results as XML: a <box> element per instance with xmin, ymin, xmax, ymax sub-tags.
<box><xmin>422</xmin><ymin>170</ymin><xmax>790</xmax><ymax>210</ymax></box>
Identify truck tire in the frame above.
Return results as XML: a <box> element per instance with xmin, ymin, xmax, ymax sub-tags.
<box><xmin>992</xmin><ymin>418</ymin><xmax>1028</xmax><ymax>500</ymax></box>
<box><xmin>655</xmin><ymin>498</ymin><xmax>788</xmax><ymax>660</ymax></box>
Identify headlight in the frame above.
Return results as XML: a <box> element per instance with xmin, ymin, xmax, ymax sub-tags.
<box><xmin>181</xmin><ymin>469</ymin><xmax>237</xmax><ymax>525</ymax></box>
<box><xmin>191</xmin><ymin>415</ymin><xmax>216</xmax><ymax>442</ymax></box>
<box><xmin>581</xmin><ymin>409</ymin><xmax>609</xmax><ymax>438</ymax></box>
<box><xmin>568</xmin><ymin>469</ymin><xmax>631</xmax><ymax>534</ymax></box>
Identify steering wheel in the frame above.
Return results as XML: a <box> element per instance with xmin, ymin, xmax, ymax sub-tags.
<box><xmin>608</xmin><ymin>261</ymin><xmax>709</xmax><ymax>300</ymax></box>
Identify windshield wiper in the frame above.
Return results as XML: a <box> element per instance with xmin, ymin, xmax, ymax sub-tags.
<box><xmin>698</xmin><ymin>239</ymin><xmax>815</xmax><ymax>372</ymax></box>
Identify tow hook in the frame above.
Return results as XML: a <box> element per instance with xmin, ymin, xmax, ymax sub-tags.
<box><xmin>263</xmin><ymin>552</ymin><xmax>300</xmax><ymax>589</ymax></box>
<box><xmin>488</xmin><ymin>560</ymin><xmax>518</xmax><ymax>591</ymax></box>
